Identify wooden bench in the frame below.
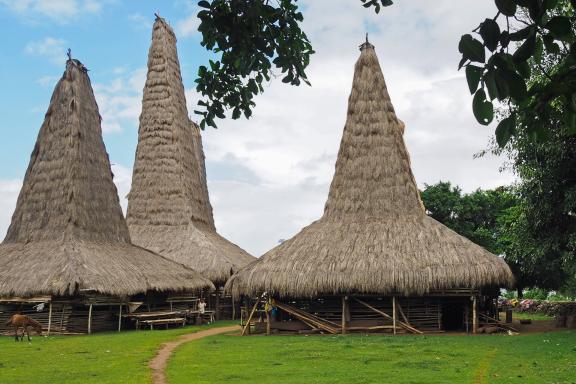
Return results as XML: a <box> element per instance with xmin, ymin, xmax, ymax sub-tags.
<box><xmin>139</xmin><ymin>317</ymin><xmax>186</xmax><ymax>330</ymax></box>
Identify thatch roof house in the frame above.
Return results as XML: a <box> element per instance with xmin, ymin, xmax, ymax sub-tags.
<box><xmin>0</xmin><ymin>58</ymin><xmax>213</xmax><ymax>333</ymax></box>
<box><xmin>127</xmin><ymin>16</ymin><xmax>254</xmax><ymax>289</ymax></box>
<box><xmin>227</xmin><ymin>41</ymin><xmax>514</xmax><ymax>335</ymax></box>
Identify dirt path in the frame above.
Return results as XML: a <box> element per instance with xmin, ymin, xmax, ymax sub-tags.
<box><xmin>149</xmin><ymin>325</ymin><xmax>240</xmax><ymax>384</ymax></box>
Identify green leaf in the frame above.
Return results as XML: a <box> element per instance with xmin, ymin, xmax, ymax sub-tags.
<box><xmin>495</xmin><ymin>0</ymin><xmax>517</xmax><ymax>16</ymax></box>
<box><xmin>198</xmin><ymin>0</ymin><xmax>210</xmax><ymax>9</ymax></box>
<box><xmin>513</xmin><ymin>34</ymin><xmax>536</xmax><ymax>63</ymax></box>
<box><xmin>459</xmin><ymin>34</ymin><xmax>486</xmax><ymax>63</ymax></box>
<box><xmin>495</xmin><ymin>114</ymin><xmax>516</xmax><ymax>147</ymax></box>
<box><xmin>534</xmin><ymin>37</ymin><xmax>544</xmax><ymax>64</ymax></box>
<box><xmin>545</xmin><ymin>16</ymin><xmax>573</xmax><ymax>39</ymax></box>
<box><xmin>516</xmin><ymin>60</ymin><xmax>531</xmax><ymax>79</ymax></box>
<box><xmin>565</xmin><ymin>111</ymin><xmax>576</xmax><ymax>134</ymax></box>
<box><xmin>509</xmin><ymin>26</ymin><xmax>534</xmax><ymax>41</ymax></box>
<box><xmin>484</xmin><ymin>69</ymin><xmax>500</xmax><ymax>100</ymax></box>
<box><xmin>480</xmin><ymin>18</ymin><xmax>501</xmax><ymax>51</ymax></box>
<box><xmin>466</xmin><ymin>65</ymin><xmax>483</xmax><ymax>93</ymax></box>
<box><xmin>473</xmin><ymin>89</ymin><xmax>494</xmax><ymax>125</ymax></box>
<box><xmin>499</xmin><ymin>69</ymin><xmax>528</xmax><ymax>101</ymax></box>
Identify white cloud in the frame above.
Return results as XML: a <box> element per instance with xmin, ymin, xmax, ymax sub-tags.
<box><xmin>0</xmin><ymin>0</ymin><xmax>105</xmax><ymax>23</ymax></box>
<box><xmin>36</xmin><ymin>75</ymin><xmax>59</xmax><ymax>87</ymax></box>
<box><xmin>176</xmin><ymin>13</ymin><xmax>199</xmax><ymax>38</ymax></box>
<box><xmin>0</xmin><ymin>180</ymin><xmax>22</xmax><ymax>240</ymax></box>
<box><xmin>128</xmin><ymin>13</ymin><xmax>151</xmax><ymax>30</ymax></box>
<box><xmin>25</xmin><ymin>37</ymin><xmax>68</xmax><ymax>66</ymax></box>
<box><xmin>93</xmin><ymin>67</ymin><xmax>146</xmax><ymax>134</ymax></box>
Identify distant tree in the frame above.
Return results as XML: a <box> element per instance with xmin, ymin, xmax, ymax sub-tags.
<box><xmin>420</xmin><ymin>182</ymin><xmax>517</xmax><ymax>255</ymax></box>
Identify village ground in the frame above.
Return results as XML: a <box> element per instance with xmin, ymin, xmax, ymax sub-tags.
<box><xmin>0</xmin><ymin>321</ymin><xmax>574</xmax><ymax>384</ymax></box>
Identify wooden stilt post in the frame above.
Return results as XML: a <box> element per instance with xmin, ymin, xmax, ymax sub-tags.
<box><xmin>341</xmin><ymin>296</ymin><xmax>347</xmax><ymax>335</ymax></box>
<box><xmin>215</xmin><ymin>289</ymin><xmax>221</xmax><ymax>321</ymax></box>
<box><xmin>472</xmin><ymin>295</ymin><xmax>478</xmax><ymax>334</ymax></box>
<box><xmin>265</xmin><ymin>298</ymin><xmax>271</xmax><ymax>336</ymax></box>
<box><xmin>118</xmin><ymin>304</ymin><xmax>122</xmax><ymax>332</ymax></box>
<box><xmin>47</xmin><ymin>301</ymin><xmax>52</xmax><ymax>336</ymax></box>
<box><xmin>88</xmin><ymin>304</ymin><xmax>93</xmax><ymax>334</ymax></box>
<box><xmin>392</xmin><ymin>296</ymin><xmax>397</xmax><ymax>335</ymax></box>
<box><xmin>232</xmin><ymin>297</ymin><xmax>236</xmax><ymax>321</ymax></box>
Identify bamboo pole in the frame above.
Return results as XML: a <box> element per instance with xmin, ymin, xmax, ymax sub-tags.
<box><xmin>118</xmin><ymin>304</ymin><xmax>122</xmax><ymax>332</ymax></box>
<box><xmin>47</xmin><ymin>302</ymin><xmax>52</xmax><ymax>336</ymax></box>
<box><xmin>88</xmin><ymin>304</ymin><xmax>93</xmax><ymax>334</ymax></box>
<box><xmin>392</xmin><ymin>296</ymin><xmax>397</xmax><ymax>335</ymax></box>
<box><xmin>472</xmin><ymin>296</ymin><xmax>477</xmax><ymax>334</ymax></box>
<box><xmin>215</xmin><ymin>290</ymin><xmax>221</xmax><ymax>321</ymax></box>
<box><xmin>353</xmin><ymin>298</ymin><xmax>423</xmax><ymax>334</ymax></box>
<box><xmin>265</xmin><ymin>299</ymin><xmax>271</xmax><ymax>336</ymax></box>
<box><xmin>241</xmin><ymin>298</ymin><xmax>260</xmax><ymax>336</ymax></box>
<box><xmin>341</xmin><ymin>296</ymin><xmax>347</xmax><ymax>335</ymax></box>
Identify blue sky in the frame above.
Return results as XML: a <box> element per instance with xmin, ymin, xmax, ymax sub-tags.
<box><xmin>0</xmin><ymin>1</ymin><xmax>515</xmax><ymax>255</ymax></box>
<box><xmin>0</xmin><ymin>0</ymin><xmax>206</xmax><ymax>177</ymax></box>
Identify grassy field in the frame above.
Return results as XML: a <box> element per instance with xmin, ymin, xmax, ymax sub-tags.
<box><xmin>167</xmin><ymin>331</ymin><xmax>576</xmax><ymax>384</ymax></box>
<box><xmin>511</xmin><ymin>312</ymin><xmax>554</xmax><ymax>321</ymax></box>
<box><xmin>0</xmin><ymin>321</ymin><xmax>234</xmax><ymax>384</ymax></box>
<box><xmin>1</xmin><ymin>322</ymin><xmax>574</xmax><ymax>384</ymax></box>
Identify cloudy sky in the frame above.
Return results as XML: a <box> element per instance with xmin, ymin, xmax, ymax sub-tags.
<box><xmin>0</xmin><ymin>0</ymin><xmax>514</xmax><ymax>256</ymax></box>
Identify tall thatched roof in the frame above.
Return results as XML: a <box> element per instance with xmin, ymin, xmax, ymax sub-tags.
<box><xmin>127</xmin><ymin>16</ymin><xmax>254</xmax><ymax>285</ymax></box>
<box><xmin>0</xmin><ymin>59</ymin><xmax>214</xmax><ymax>297</ymax></box>
<box><xmin>226</xmin><ymin>41</ymin><xmax>514</xmax><ymax>299</ymax></box>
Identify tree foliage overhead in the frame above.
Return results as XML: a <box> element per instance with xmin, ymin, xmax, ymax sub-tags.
<box><xmin>459</xmin><ymin>0</ymin><xmax>576</xmax><ymax>146</ymax></box>
<box><xmin>194</xmin><ymin>0</ymin><xmax>314</xmax><ymax>128</ymax></box>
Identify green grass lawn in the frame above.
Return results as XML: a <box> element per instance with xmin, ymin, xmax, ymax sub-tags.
<box><xmin>0</xmin><ymin>321</ymin><xmax>235</xmax><ymax>384</ymax></box>
<box><xmin>167</xmin><ymin>331</ymin><xmax>576</xmax><ymax>384</ymax></box>
<box><xmin>511</xmin><ymin>312</ymin><xmax>555</xmax><ymax>321</ymax></box>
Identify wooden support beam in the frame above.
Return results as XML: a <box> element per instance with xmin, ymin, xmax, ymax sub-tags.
<box><xmin>88</xmin><ymin>304</ymin><xmax>93</xmax><ymax>334</ymax></box>
<box><xmin>118</xmin><ymin>304</ymin><xmax>122</xmax><ymax>332</ymax></box>
<box><xmin>215</xmin><ymin>289</ymin><xmax>221</xmax><ymax>321</ymax></box>
<box><xmin>353</xmin><ymin>298</ymin><xmax>423</xmax><ymax>334</ymax></box>
<box><xmin>341</xmin><ymin>296</ymin><xmax>347</xmax><ymax>335</ymax></box>
<box><xmin>273</xmin><ymin>300</ymin><xmax>339</xmax><ymax>334</ymax></box>
<box><xmin>392</xmin><ymin>296</ymin><xmax>397</xmax><ymax>335</ymax></box>
<box><xmin>472</xmin><ymin>295</ymin><xmax>477</xmax><ymax>334</ymax></box>
<box><xmin>47</xmin><ymin>301</ymin><xmax>52</xmax><ymax>336</ymax></box>
<box><xmin>265</xmin><ymin>299</ymin><xmax>271</xmax><ymax>336</ymax></box>
<box><xmin>241</xmin><ymin>298</ymin><xmax>260</xmax><ymax>336</ymax></box>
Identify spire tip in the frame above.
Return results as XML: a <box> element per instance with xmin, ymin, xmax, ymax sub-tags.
<box><xmin>359</xmin><ymin>33</ymin><xmax>374</xmax><ymax>51</ymax></box>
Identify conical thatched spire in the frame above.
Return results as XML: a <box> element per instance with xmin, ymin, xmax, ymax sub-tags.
<box><xmin>324</xmin><ymin>41</ymin><xmax>423</xmax><ymax>219</ymax></box>
<box><xmin>127</xmin><ymin>16</ymin><xmax>254</xmax><ymax>285</ymax></box>
<box><xmin>0</xmin><ymin>59</ymin><xmax>214</xmax><ymax>297</ymax></box>
<box><xmin>226</xmin><ymin>42</ymin><xmax>514</xmax><ymax>298</ymax></box>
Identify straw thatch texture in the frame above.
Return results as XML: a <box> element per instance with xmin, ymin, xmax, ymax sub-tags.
<box><xmin>127</xmin><ymin>16</ymin><xmax>254</xmax><ymax>285</ymax></box>
<box><xmin>226</xmin><ymin>43</ymin><xmax>514</xmax><ymax>298</ymax></box>
<box><xmin>0</xmin><ymin>59</ymin><xmax>214</xmax><ymax>297</ymax></box>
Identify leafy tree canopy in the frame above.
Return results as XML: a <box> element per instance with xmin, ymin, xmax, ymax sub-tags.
<box><xmin>458</xmin><ymin>0</ymin><xmax>576</xmax><ymax>146</ymax></box>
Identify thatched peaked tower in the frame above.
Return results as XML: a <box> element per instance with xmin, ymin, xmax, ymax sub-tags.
<box><xmin>227</xmin><ymin>41</ymin><xmax>514</xmax><ymax>299</ymax></box>
<box><xmin>0</xmin><ymin>59</ymin><xmax>214</xmax><ymax>297</ymax></box>
<box><xmin>127</xmin><ymin>16</ymin><xmax>254</xmax><ymax>285</ymax></box>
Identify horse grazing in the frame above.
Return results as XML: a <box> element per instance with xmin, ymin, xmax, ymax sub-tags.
<box><xmin>5</xmin><ymin>314</ymin><xmax>43</xmax><ymax>341</ymax></box>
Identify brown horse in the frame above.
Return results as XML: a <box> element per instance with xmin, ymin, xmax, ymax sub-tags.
<box><xmin>5</xmin><ymin>314</ymin><xmax>43</xmax><ymax>341</ymax></box>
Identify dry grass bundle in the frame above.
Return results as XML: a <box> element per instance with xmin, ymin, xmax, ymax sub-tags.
<box><xmin>127</xmin><ymin>16</ymin><xmax>254</xmax><ymax>285</ymax></box>
<box><xmin>0</xmin><ymin>59</ymin><xmax>214</xmax><ymax>297</ymax></box>
<box><xmin>226</xmin><ymin>42</ymin><xmax>514</xmax><ymax>298</ymax></box>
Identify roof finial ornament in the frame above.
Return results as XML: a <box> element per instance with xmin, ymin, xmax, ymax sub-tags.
<box><xmin>359</xmin><ymin>33</ymin><xmax>374</xmax><ymax>51</ymax></box>
<box><xmin>67</xmin><ymin>48</ymin><xmax>72</xmax><ymax>61</ymax></box>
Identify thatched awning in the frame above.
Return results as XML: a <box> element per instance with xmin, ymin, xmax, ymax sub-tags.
<box><xmin>127</xmin><ymin>16</ymin><xmax>254</xmax><ymax>285</ymax></box>
<box><xmin>226</xmin><ymin>40</ymin><xmax>514</xmax><ymax>298</ymax></box>
<box><xmin>0</xmin><ymin>59</ymin><xmax>214</xmax><ymax>297</ymax></box>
